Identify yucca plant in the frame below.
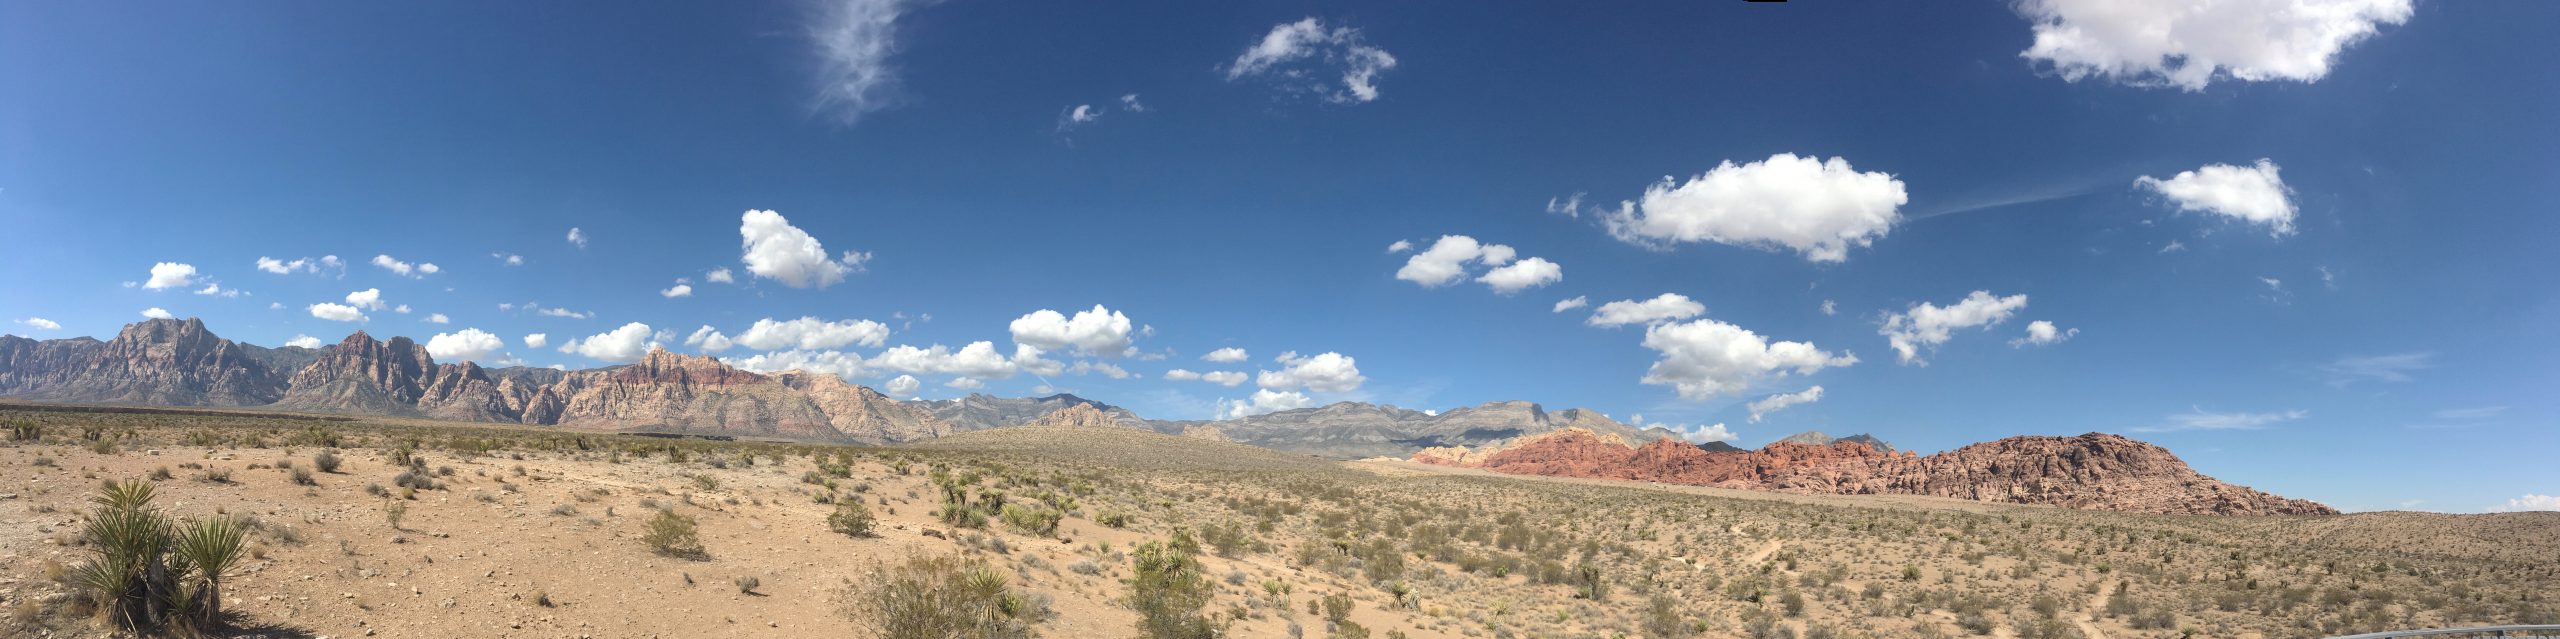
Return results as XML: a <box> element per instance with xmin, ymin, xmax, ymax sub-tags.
<box><xmin>171</xmin><ymin>516</ymin><xmax>246</xmax><ymax>626</ymax></box>
<box><xmin>69</xmin><ymin>479</ymin><xmax>246</xmax><ymax>634</ymax></box>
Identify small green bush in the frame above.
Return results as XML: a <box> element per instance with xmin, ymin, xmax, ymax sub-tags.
<box><xmin>644</xmin><ymin>509</ymin><xmax>705</xmax><ymax>558</ymax></box>
<box><xmin>830</xmin><ymin>501</ymin><xmax>878</xmax><ymax>538</ymax></box>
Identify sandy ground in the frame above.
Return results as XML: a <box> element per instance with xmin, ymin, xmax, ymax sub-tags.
<box><xmin>0</xmin><ymin>444</ymin><xmax>1444</xmax><ymax>638</ymax></box>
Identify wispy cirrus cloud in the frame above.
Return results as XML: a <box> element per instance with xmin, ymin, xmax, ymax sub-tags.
<box><xmin>805</xmin><ymin>0</ymin><xmax>931</xmax><ymax>126</ymax></box>
<box><xmin>2323</xmin><ymin>351</ymin><xmax>2433</xmax><ymax>387</ymax></box>
<box><xmin>2131</xmin><ymin>407</ymin><xmax>2307</xmax><ymax>433</ymax></box>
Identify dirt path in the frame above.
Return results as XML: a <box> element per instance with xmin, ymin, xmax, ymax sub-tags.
<box><xmin>1745</xmin><ymin>539</ymin><xmax>1783</xmax><ymax>564</ymax></box>
<box><xmin>2077</xmin><ymin>590</ymin><xmax>2111</xmax><ymax>639</ymax></box>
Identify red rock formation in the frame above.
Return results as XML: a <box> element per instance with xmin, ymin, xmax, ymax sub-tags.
<box><xmin>1421</xmin><ymin>428</ymin><xmax>2335</xmax><ymax>516</ymax></box>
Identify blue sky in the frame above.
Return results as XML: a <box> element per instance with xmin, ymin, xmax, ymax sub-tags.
<box><xmin>2</xmin><ymin>1</ymin><xmax>2553</xmax><ymax>513</ymax></box>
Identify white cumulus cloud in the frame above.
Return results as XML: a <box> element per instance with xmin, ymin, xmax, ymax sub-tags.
<box><xmin>1552</xmin><ymin>296</ymin><xmax>1588</xmax><ymax>313</ymax></box>
<box><xmin>1880</xmin><ymin>290</ymin><xmax>2029</xmax><ymax>365</ymax></box>
<box><xmin>740</xmin><ymin>209</ymin><xmax>869</xmax><ymax>289</ymax></box>
<box><xmin>425</xmin><ymin>328</ymin><xmax>505</xmax><ymax>363</ymax></box>
<box><xmin>1256</xmin><ymin>351</ymin><xmax>1365</xmax><ymax>393</ymax></box>
<box><xmin>1224</xmin><ymin>18</ymin><xmax>1397</xmax><ymax>104</ymax></box>
<box><xmin>16</xmin><ymin>317</ymin><xmax>61</xmax><ymax>331</ymax></box>
<box><xmin>1009</xmin><ymin>305</ymin><xmax>1134</xmax><ymax>356</ymax></box>
<box><xmin>2486</xmin><ymin>494</ymin><xmax>2560</xmax><ymax>514</ymax></box>
<box><xmin>2136</xmin><ymin>159</ymin><xmax>2298</xmax><ymax>236</ymax></box>
<box><xmin>1395</xmin><ymin>235</ymin><xmax>1559</xmax><ymax>293</ymax></box>
<box><xmin>2015</xmin><ymin>0</ymin><xmax>2412</xmax><ymax>91</ymax></box>
<box><xmin>284</xmin><ymin>334</ymin><xmax>324</xmax><ymax>349</ymax></box>
<box><xmin>1218</xmin><ymin>388</ymin><xmax>1315</xmax><ymax>420</ymax></box>
<box><xmin>660</xmin><ymin>283</ymin><xmax>693</xmax><ymax>298</ymax></box>
<box><xmin>2010</xmin><ymin>320</ymin><xmax>2078</xmax><ymax>347</ymax></box>
<box><xmin>560</xmin><ymin>322</ymin><xmax>659</xmax><ymax>363</ymax></box>
<box><xmin>425</xmin><ymin>313</ymin><xmax>450</xmax><ymax>324</ymax></box>
<box><xmin>684</xmin><ymin>326</ymin><xmax>735</xmax><ymax>353</ymax></box>
<box><xmin>736</xmin><ymin>317</ymin><xmax>891</xmax><ymax>351</ymax></box>
<box><xmin>371</xmin><ymin>254</ymin><xmax>435</xmax><ymax>278</ymax></box>
<box><xmin>705</xmin><ymin>267</ymin><xmax>735</xmax><ymax>284</ymax></box>
<box><xmin>1747</xmin><ymin>386</ymin><xmax>1824</xmax><ymax>423</ymax></box>
<box><xmin>523</xmin><ymin>333</ymin><xmax>548</xmax><ymax>349</ymax></box>
<box><xmin>869</xmin><ymin>342</ymin><xmax>1025</xmax><ymax>379</ymax></box>
<box><xmin>1385</xmin><ymin>239</ymin><xmax>1414</xmax><ymax>253</ymax></box>
<box><xmin>1588</xmin><ymin>293</ymin><xmax>1707</xmax><ymax>328</ymax></box>
<box><xmin>1640</xmin><ymin>318</ymin><xmax>1856</xmax><ymax>400</ymax></box>
<box><xmin>725</xmin><ymin>349</ymin><xmax>869</xmax><ymax>380</ymax></box>
<box><xmin>1478</xmin><ymin>257</ymin><xmax>1562</xmax><ymax>294</ymax></box>
<box><xmin>144</xmin><ymin>262</ymin><xmax>198</xmax><ymax>290</ymax></box>
<box><xmin>884</xmin><ymin>374</ymin><xmax>920</xmax><ymax>396</ymax></box>
<box><xmin>1600</xmin><ymin>153</ymin><xmax>1908</xmax><ymax>262</ymax></box>
<box><xmin>567</xmin><ymin>227</ymin><xmax>587</xmax><ymax>248</ymax></box>
<box><xmin>344</xmin><ymin>288</ymin><xmax>387</xmax><ymax>311</ymax></box>
<box><xmin>308</xmin><ymin>303</ymin><xmax>367</xmax><ymax>322</ymax></box>
<box><xmin>141</xmin><ymin>307</ymin><xmax>176</xmax><ymax>320</ymax></box>
<box><xmin>1202</xmin><ymin>347</ymin><xmax>1249</xmax><ymax>363</ymax></box>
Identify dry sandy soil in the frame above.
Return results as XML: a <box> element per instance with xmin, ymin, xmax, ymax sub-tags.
<box><xmin>2</xmin><ymin>406</ymin><xmax>2554</xmax><ymax>639</ymax></box>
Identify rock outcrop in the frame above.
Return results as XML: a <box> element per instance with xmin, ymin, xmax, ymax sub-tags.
<box><xmin>1022</xmin><ymin>402</ymin><xmax>1130</xmax><ymax>429</ymax></box>
<box><xmin>778</xmin><ymin>371</ymin><xmax>953</xmax><ymax>443</ymax></box>
<box><xmin>274</xmin><ymin>332</ymin><xmax>440</xmax><ymax>414</ymax></box>
<box><xmin>1419</xmin><ymin>428</ymin><xmax>2335</xmax><ymax>516</ymax></box>
<box><xmin>0</xmin><ymin>318</ymin><xmax>293</xmax><ymax>406</ymax></box>
<box><xmin>917</xmin><ymin>393</ymin><xmax>1149</xmax><ymax>432</ymax></box>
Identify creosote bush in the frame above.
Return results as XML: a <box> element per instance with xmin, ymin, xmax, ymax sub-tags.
<box><xmin>644</xmin><ymin>509</ymin><xmax>705</xmax><ymax>559</ymax></box>
<box><xmin>830</xmin><ymin>500</ymin><xmax>878</xmax><ymax>538</ymax></box>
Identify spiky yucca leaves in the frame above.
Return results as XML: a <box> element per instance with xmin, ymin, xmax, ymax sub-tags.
<box><xmin>77</xmin><ymin>480</ymin><xmax>174</xmax><ymax>632</ymax></box>
<box><xmin>172</xmin><ymin>516</ymin><xmax>247</xmax><ymax>627</ymax></box>
<box><xmin>1128</xmin><ymin>528</ymin><xmax>1221</xmax><ymax>639</ymax></box>
<box><xmin>861</xmin><ymin>554</ymin><xmax>1033</xmax><ymax>639</ymax></box>
<box><xmin>69</xmin><ymin>479</ymin><xmax>247</xmax><ymax>635</ymax></box>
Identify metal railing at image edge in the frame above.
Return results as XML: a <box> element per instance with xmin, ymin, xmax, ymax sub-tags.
<box><xmin>2326</xmin><ymin>626</ymin><xmax>2560</xmax><ymax>639</ymax></box>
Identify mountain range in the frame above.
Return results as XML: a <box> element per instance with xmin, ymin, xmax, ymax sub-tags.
<box><xmin>0</xmin><ymin>318</ymin><xmax>2336</xmax><ymax>515</ymax></box>
<box><xmin>0</xmin><ymin>318</ymin><xmax>1675</xmax><ymax>458</ymax></box>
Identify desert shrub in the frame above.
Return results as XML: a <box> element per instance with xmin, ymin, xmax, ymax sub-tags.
<box><xmin>67</xmin><ymin>480</ymin><xmax>245</xmax><ymax>635</ymax></box>
<box><xmin>1644</xmin><ymin>594</ymin><xmax>1696</xmax><ymax>638</ymax></box>
<box><xmin>1128</xmin><ymin>529</ymin><xmax>1220</xmax><ymax>638</ymax></box>
<box><xmin>829</xmin><ymin>501</ymin><xmax>878</xmax><ymax>538</ymax></box>
<box><xmin>999</xmin><ymin>504</ymin><xmax>1062</xmax><ymax>537</ymax></box>
<box><xmin>692</xmin><ymin>474</ymin><xmax>718</xmax><ymax>491</ymax></box>
<box><xmin>1321</xmin><ymin>592</ymin><xmax>1354</xmax><ymax>624</ymax></box>
<box><xmin>734</xmin><ymin>575</ymin><xmax>760</xmax><ymax>594</ymax></box>
<box><xmin>384</xmin><ymin>501</ymin><xmax>408</xmax><ymax>530</ymax></box>
<box><xmin>1098</xmin><ymin>511</ymin><xmax>1135</xmax><ymax>528</ymax></box>
<box><xmin>290</xmin><ymin>467</ymin><xmax>316</xmax><ymax>486</ymax></box>
<box><xmin>858</xmin><ymin>553</ymin><xmax>1036</xmax><ymax>639</ymax></box>
<box><xmin>9</xmin><ymin>420</ymin><xmax>44</xmax><ymax>441</ymax></box>
<box><xmin>393</xmin><ymin>469</ymin><xmax>440</xmax><ymax>491</ymax></box>
<box><xmin>313</xmin><ymin>451</ymin><xmax>342</xmax><ymax>473</ymax></box>
<box><xmin>644</xmin><ymin>509</ymin><xmax>705</xmax><ymax>558</ymax></box>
